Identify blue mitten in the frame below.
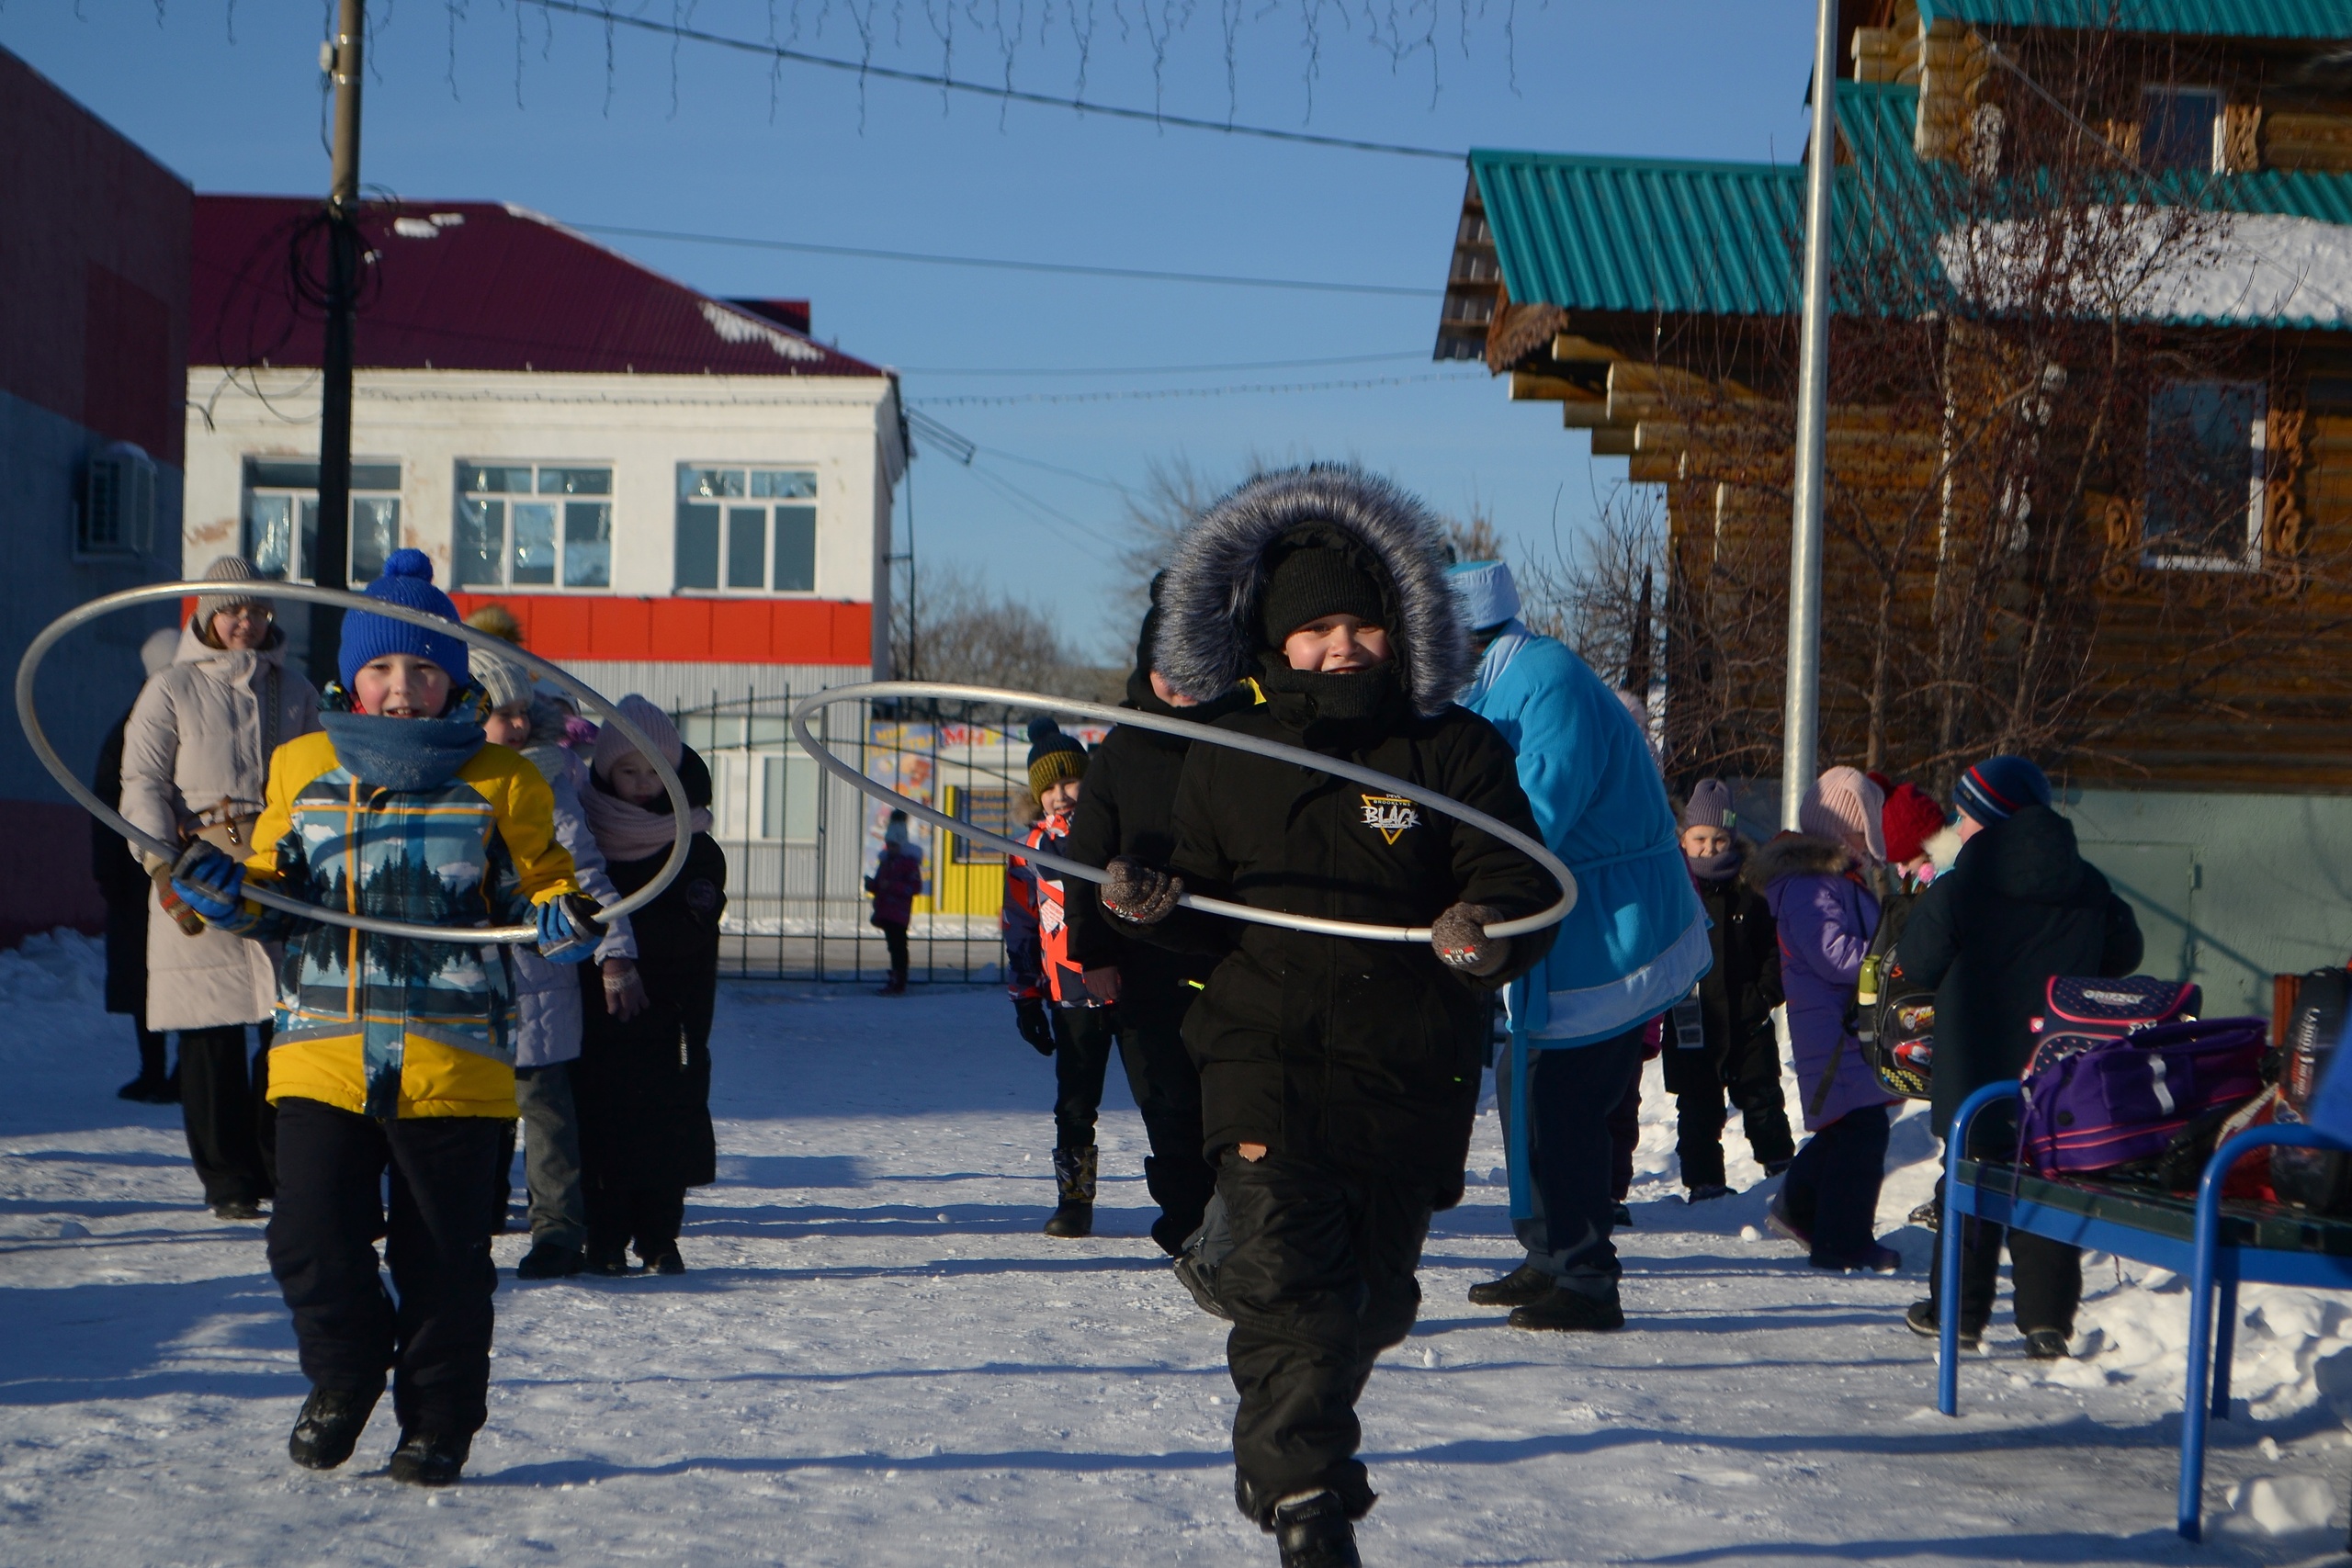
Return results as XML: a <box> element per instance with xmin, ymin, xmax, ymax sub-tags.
<box><xmin>535</xmin><ymin>895</ymin><xmax>605</xmax><ymax>964</ymax></box>
<box><xmin>170</xmin><ymin>842</ymin><xmax>254</xmax><ymax>931</ymax></box>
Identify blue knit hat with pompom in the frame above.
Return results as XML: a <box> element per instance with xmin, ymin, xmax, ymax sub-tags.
<box><xmin>338</xmin><ymin>548</ymin><xmax>470</xmax><ymax>690</ymax></box>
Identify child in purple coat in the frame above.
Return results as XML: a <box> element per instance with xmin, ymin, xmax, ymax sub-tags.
<box><xmin>865</xmin><ymin>810</ymin><xmax>924</xmax><ymax>996</ymax></box>
<box><xmin>1752</xmin><ymin>767</ymin><xmax>1901</xmax><ymax>1271</ymax></box>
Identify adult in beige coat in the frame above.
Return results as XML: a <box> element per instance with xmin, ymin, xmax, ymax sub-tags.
<box><xmin>119</xmin><ymin>558</ymin><xmax>320</xmax><ymax>1218</ymax></box>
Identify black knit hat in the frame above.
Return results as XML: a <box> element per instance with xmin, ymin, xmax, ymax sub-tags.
<box><xmin>1134</xmin><ymin>571</ymin><xmax>1168</xmax><ymax>680</ymax></box>
<box><xmin>1258</xmin><ymin>529</ymin><xmax>1386</xmax><ymax>649</ymax></box>
<box><xmin>1026</xmin><ymin>717</ymin><xmax>1087</xmax><ymax>797</ymax></box>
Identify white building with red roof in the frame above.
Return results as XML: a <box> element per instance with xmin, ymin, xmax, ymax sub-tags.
<box><xmin>181</xmin><ymin>197</ymin><xmax>904</xmax><ymax>708</ymax></box>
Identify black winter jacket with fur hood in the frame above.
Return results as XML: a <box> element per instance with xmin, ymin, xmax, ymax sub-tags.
<box><xmin>1136</xmin><ymin>467</ymin><xmax>1555</xmax><ymax>1197</ymax></box>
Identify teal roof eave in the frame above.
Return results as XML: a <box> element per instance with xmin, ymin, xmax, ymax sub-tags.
<box><xmin>1915</xmin><ymin>0</ymin><xmax>2352</xmax><ymax>39</ymax></box>
<box><xmin>1471</xmin><ymin>73</ymin><xmax>2352</xmax><ymax>331</ymax></box>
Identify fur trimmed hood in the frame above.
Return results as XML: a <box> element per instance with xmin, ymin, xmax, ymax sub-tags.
<box><xmin>1743</xmin><ymin>831</ymin><xmax>1858</xmax><ymax>893</ymax></box>
<box><xmin>1151</xmin><ymin>465</ymin><xmax>1472</xmax><ymax>718</ymax></box>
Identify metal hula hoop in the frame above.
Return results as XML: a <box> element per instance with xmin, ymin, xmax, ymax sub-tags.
<box><xmin>17</xmin><ymin>581</ymin><xmax>694</xmax><ymax>945</ymax></box>
<box><xmin>790</xmin><ymin>681</ymin><xmax>1577</xmax><ymax>943</ymax></box>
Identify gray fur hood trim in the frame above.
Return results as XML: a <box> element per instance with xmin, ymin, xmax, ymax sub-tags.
<box><xmin>1151</xmin><ymin>465</ymin><xmax>1472</xmax><ymax>717</ymax></box>
<box><xmin>1743</xmin><ymin>832</ymin><xmax>1856</xmax><ymax>892</ymax></box>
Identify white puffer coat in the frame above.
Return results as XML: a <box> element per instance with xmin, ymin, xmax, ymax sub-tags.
<box><xmin>117</xmin><ymin>622</ymin><xmax>321</xmax><ymax>1030</ymax></box>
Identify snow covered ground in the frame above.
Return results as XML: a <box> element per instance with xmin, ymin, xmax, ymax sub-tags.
<box><xmin>6</xmin><ymin>928</ymin><xmax>2352</xmax><ymax>1565</ymax></box>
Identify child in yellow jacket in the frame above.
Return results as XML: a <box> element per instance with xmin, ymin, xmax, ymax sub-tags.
<box><xmin>171</xmin><ymin>551</ymin><xmax>601</xmax><ymax>1486</ymax></box>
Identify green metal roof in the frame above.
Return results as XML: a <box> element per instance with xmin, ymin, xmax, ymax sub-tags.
<box><xmin>1916</xmin><ymin>0</ymin><xmax>2352</xmax><ymax>39</ymax></box>
<box><xmin>1472</xmin><ymin>83</ymin><xmax>2352</xmax><ymax>329</ymax></box>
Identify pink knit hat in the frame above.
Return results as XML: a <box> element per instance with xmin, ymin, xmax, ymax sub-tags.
<box><xmin>591</xmin><ymin>694</ymin><xmax>682</xmax><ymax>778</ymax></box>
<box><xmin>1799</xmin><ymin>765</ymin><xmax>1886</xmax><ymax>863</ymax></box>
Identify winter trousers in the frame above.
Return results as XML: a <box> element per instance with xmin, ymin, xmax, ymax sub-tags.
<box><xmin>1923</xmin><ymin>1143</ymin><xmax>2084</xmax><ymax>1336</ymax></box>
<box><xmin>1673</xmin><ymin>1029</ymin><xmax>1796</xmax><ymax>1190</ymax></box>
<box><xmin>180</xmin><ymin>1023</ymin><xmax>275</xmax><ymax>1207</ymax></box>
<box><xmin>1049</xmin><ymin>1003</ymin><xmax>1216</xmax><ymax>1251</ymax></box>
<box><xmin>132</xmin><ymin>1021</ymin><xmax>169</xmax><ymax>1085</ymax></box>
<box><xmin>1505</xmin><ymin>1029</ymin><xmax>1645</xmax><ymax>1301</ymax></box>
<box><xmin>1778</xmin><ymin>1103</ymin><xmax>1892</xmax><ymax>1261</ymax></box>
<box><xmin>1608</xmin><ymin>1075</ymin><xmax>1641</xmax><ymax>1204</ymax></box>
<box><xmin>877</xmin><ymin>922</ymin><xmax>910</xmax><ymax>977</ymax></box>
<box><xmin>513</xmin><ymin>1063</ymin><xmax>586</xmax><ymax>1250</ymax></box>
<box><xmin>587</xmin><ymin>1184</ymin><xmax>687</xmax><ymax>1264</ymax></box>
<box><xmin>266</xmin><ymin>1098</ymin><xmax>503</xmax><ymax>1438</ymax></box>
<box><xmin>1216</xmin><ymin>1150</ymin><xmax>1431</xmax><ymax>1527</ymax></box>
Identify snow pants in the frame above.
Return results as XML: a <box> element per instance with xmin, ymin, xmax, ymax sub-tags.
<box><xmin>1504</xmin><ymin>1028</ymin><xmax>1645</xmax><ymax>1300</ymax></box>
<box><xmin>180</xmin><ymin>1023</ymin><xmax>274</xmax><ymax>1207</ymax></box>
<box><xmin>1779</xmin><ymin>1102</ymin><xmax>1891</xmax><ymax>1260</ymax></box>
<box><xmin>1050</xmin><ymin>1002</ymin><xmax>1215</xmax><ymax>1252</ymax></box>
<box><xmin>1671</xmin><ymin>1027</ymin><xmax>1795</xmax><ymax>1190</ymax></box>
<box><xmin>1216</xmin><ymin>1150</ymin><xmax>1431</xmax><ymax>1527</ymax></box>
<box><xmin>512</xmin><ymin>1062</ymin><xmax>586</xmax><ymax>1250</ymax></box>
<box><xmin>266</xmin><ymin>1098</ymin><xmax>503</xmax><ymax>1438</ymax></box>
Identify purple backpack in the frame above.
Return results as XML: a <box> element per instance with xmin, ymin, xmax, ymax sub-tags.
<box><xmin>2019</xmin><ymin>1017</ymin><xmax>2268</xmax><ymax>1177</ymax></box>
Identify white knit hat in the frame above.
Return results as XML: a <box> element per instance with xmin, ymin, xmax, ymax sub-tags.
<box><xmin>591</xmin><ymin>694</ymin><xmax>682</xmax><ymax>777</ymax></box>
<box><xmin>474</xmin><ymin>651</ymin><xmax>533</xmax><ymax>713</ymax></box>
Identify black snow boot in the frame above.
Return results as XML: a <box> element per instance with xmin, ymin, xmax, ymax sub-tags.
<box><xmin>1043</xmin><ymin>1145</ymin><xmax>1096</xmax><ymax>1238</ymax></box>
<box><xmin>1271</xmin><ymin>1491</ymin><xmax>1362</xmax><ymax>1568</ymax></box>
<box><xmin>1466</xmin><ymin>1259</ymin><xmax>1552</xmax><ymax>1307</ymax></box>
<box><xmin>1509</xmin><ymin>1284</ymin><xmax>1626</xmax><ymax>1333</ymax></box>
<box><xmin>515</xmin><ymin>1239</ymin><xmax>583</xmax><ymax>1280</ymax></box>
<box><xmin>288</xmin><ymin>1383</ymin><xmax>382</xmax><ymax>1471</ymax></box>
<box><xmin>389</xmin><ymin>1429</ymin><xmax>473</xmax><ymax>1487</ymax></box>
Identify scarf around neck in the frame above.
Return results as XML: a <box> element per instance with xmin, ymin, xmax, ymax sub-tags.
<box><xmin>1255</xmin><ymin>660</ymin><xmax>1402</xmax><ymax>729</ymax></box>
<box><xmin>320</xmin><ymin>710</ymin><xmax>486</xmax><ymax>793</ymax></box>
<box><xmin>582</xmin><ymin>775</ymin><xmax>713</xmax><ymax>863</ymax></box>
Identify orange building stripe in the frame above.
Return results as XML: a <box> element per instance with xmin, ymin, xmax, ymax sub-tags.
<box><xmin>450</xmin><ymin>593</ymin><xmax>870</xmax><ymax>663</ymax></box>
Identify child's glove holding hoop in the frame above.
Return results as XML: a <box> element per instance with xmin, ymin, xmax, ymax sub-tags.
<box><xmin>169</xmin><ymin>842</ymin><xmax>257</xmax><ymax>933</ymax></box>
<box><xmin>1431</xmin><ymin>903</ymin><xmax>1510</xmax><ymax>977</ymax></box>
<box><xmin>535</xmin><ymin>895</ymin><xmax>606</xmax><ymax>964</ymax></box>
<box><xmin>1102</xmin><ymin>857</ymin><xmax>1182</xmax><ymax>926</ymax></box>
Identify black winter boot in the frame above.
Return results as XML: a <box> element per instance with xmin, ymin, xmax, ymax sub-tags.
<box><xmin>1044</xmin><ymin>1145</ymin><xmax>1096</xmax><ymax>1238</ymax></box>
<box><xmin>1509</xmin><ymin>1284</ymin><xmax>1626</xmax><ymax>1332</ymax></box>
<box><xmin>1271</xmin><ymin>1490</ymin><xmax>1362</xmax><ymax>1568</ymax></box>
<box><xmin>389</xmin><ymin>1429</ymin><xmax>472</xmax><ymax>1486</ymax></box>
<box><xmin>1466</xmin><ymin>1260</ymin><xmax>1552</xmax><ymax>1307</ymax></box>
<box><xmin>288</xmin><ymin>1383</ymin><xmax>382</xmax><ymax>1470</ymax></box>
<box><xmin>515</xmin><ymin>1239</ymin><xmax>583</xmax><ymax>1280</ymax></box>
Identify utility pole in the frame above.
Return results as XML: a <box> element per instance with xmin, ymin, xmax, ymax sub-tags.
<box><xmin>1781</xmin><ymin>0</ymin><xmax>1838</xmax><ymax>828</ymax></box>
<box><xmin>310</xmin><ymin>0</ymin><xmax>366</xmax><ymax>690</ymax></box>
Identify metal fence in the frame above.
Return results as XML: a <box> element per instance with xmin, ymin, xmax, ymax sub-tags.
<box><xmin>672</xmin><ymin>689</ymin><xmax>1108</xmax><ymax>986</ymax></box>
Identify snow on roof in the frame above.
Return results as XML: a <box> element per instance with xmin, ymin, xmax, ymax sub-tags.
<box><xmin>191</xmin><ymin>196</ymin><xmax>887</xmax><ymax>378</ymax></box>
<box><xmin>1939</xmin><ymin>208</ymin><xmax>2352</xmax><ymax>330</ymax></box>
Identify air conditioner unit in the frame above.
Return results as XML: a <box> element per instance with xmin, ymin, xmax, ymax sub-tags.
<box><xmin>80</xmin><ymin>442</ymin><xmax>157</xmax><ymax>558</ymax></box>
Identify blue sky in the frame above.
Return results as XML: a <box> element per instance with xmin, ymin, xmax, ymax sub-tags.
<box><xmin>3</xmin><ymin>1</ymin><xmax>1812</xmax><ymax>660</ymax></box>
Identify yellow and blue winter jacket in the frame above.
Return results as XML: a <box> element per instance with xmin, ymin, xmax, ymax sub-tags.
<box><xmin>237</xmin><ymin>711</ymin><xmax>581</xmax><ymax>1121</ymax></box>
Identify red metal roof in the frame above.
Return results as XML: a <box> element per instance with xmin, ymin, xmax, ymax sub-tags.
<box><xmin>191</xmin><ymin>196</ymin><xmax>886</xmax><ymax>378</ymax></box>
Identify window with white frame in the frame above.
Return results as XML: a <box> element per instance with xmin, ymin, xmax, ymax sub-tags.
<box><xmin>243</xmin><ymin>459</ymin><xmax>403</xmax><ymax>582</ymax></box>
<box><xmin>454</xmin><ymin>463</ymin><xmax>613</xmax><ymax>590</ymax></box>
<box><xmin>674</xmin><ymin>466</ymin><xmax>819</xmax><ymax>593</ymax></box>
<box><xmin>2143</xmin><ymin>380</ymin><xmax>2265</xmax><ymax>571</ymax></box>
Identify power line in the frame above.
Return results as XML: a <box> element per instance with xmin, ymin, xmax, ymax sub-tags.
<box><xmin>573</xmin><ymin>221</ymin><xmax>1440</xmax><ymax>299</ymax></box>
<box><xmin>897</xmin><ymin>350</ymin><xmax>1430</xmax><ymax>376</ymax></box>
<box><xmin>514</xmin><ymin>0</ymin><xmax>1464</xmax><ymax>162</ymax></box>
<box><xmin>913</xmin><ymin>370</ymin><xmax>1482</xmax><ymax>405</ymax></box>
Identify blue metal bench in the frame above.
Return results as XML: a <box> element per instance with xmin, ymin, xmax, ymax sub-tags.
<box><xmin>1939</xmin><ymin>1079</ymin><xmax>2352</xmax><ymax>1542</ymax></box>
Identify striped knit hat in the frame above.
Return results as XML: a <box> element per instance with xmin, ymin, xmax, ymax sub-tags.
<box><xmin>1953</xmin><ymin>755</ymin><xmax>2051</xmax><ymax>827</ymax></box>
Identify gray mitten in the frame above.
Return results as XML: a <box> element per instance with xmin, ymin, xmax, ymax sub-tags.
<box><xmin>1431</xmin><ymin>903</ymin><xmax>1510</xmax><ymax>976</ymax></box>
<box><xmin>1102</xmin><ymin>856</ymin><xmax>1183</xmax><ymax>926</ymax></box>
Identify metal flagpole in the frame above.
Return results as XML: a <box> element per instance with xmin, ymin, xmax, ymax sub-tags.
<box><xmin>310</xmin><ymin>0</ymin><xmax>367</xmax><ymax>690</ymax></box>
<box><xmin>1781</xmin><ymin>0</ymin><xmax>1839</xmax><ymax>829</ymax></box>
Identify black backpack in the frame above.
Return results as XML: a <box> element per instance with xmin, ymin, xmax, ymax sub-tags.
<box><xmin>1854</xmin><ymin>884</ymin><xmax>1934</xmax><ymax>1102</ymax></box>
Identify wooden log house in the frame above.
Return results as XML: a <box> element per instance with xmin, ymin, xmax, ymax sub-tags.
<box><xmin>1439</xmin><ymin>0</ymin><xmax>2352</xmax><ymax>1014</ymax></box>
